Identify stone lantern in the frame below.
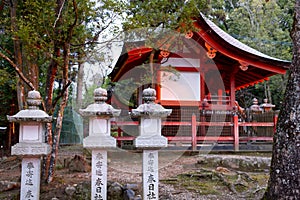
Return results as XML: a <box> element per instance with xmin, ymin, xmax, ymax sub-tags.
<box><xmin>79</xmin><ymin>87</ymin><xmax>120</xmax><ymax>200</ymax></box>
<box><xmin>131</xmin><ymin>87</ymin><xmax>172</xmax><ymax>200</ymax></box>
<box><xmin>7</xmin><ymin>90</ymin><xmax>52</xmax><ymax>200</ymax></box>
<box><xmin>131</xmin><ymin>87</ymin><xmax>172</xmax><ymax>149</ymax></box>
<box><xmin>250</xmin><ymin>98</ymin><xmax>262</xmax><ymax>112</ymax></box>
<box><xmin>260</xmin><ymin>98</ymin><xmax>275</xmax><ymax>112</ymax></box>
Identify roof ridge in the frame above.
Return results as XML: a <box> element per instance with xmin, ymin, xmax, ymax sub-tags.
<box><xmin>199</xmin><ymin>13</ymin><xmax>290</xmax><ymax>63</ymax></box>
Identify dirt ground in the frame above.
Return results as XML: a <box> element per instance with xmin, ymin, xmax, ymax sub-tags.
<box><xmin>0</xmin><ymin>145</ymin><xmax>271</xmax><ymax>200</ymax></box>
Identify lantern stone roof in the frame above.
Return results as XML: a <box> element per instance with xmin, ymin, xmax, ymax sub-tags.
<box><xmin>79</xmin><ymin>87</ymin><xmax>121</xmax><ymax>118</ymax></box>
<box><xmin>131</xmin><ymin>88</ymin><xmax>172</xmax><ymax>118</ymax></box>
<box><xmin>7</xmin><ymin>90</ymin><xmax>52</xmax><ymax>122</ymax></box>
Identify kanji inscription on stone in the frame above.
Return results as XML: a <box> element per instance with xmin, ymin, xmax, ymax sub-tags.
<box><xmin>143</xmin><ymin>150</ymin><xmax>158</xmax><ymax>200</ymax></box>
<box><xmin>92</xmin><ymin>150</ymin><xmax>107</xmax><ymax>200</ymax></box>
<box><xmin>21</xmin><ymin>158</ymin><xmax>41</xmax><ymax>200</ymax></box>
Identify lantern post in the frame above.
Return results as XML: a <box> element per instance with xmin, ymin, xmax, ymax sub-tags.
<box><xmin>79</xmin><ymin>87</ymin><xmax>120</xmax><ymax>200</ymax></box>
<box><xmin>7</xmin><ymin>90</ymin><xmax>52</xmax><ymax>200</ymax></box>
<box><xmin>131</xmin><ymin>88</ymin><xmax>172</xmax><ymax>200</ymax></box>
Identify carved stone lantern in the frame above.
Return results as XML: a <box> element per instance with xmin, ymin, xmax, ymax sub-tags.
<box><xmin>250</xmin><ymin>98</ymin><xmax>262</xmax><ymax>112</ymax></box>
<box><xmin>8</xmin><ymin>90</ymin><xmax>52</xmax><ymax>155</ymax></box>
<box><xmin>260</xmin><ymin>98</ymin><xmax>275</xmax><ymax>112</ymax></box>
<box><xmin>79</xmin><ymin>87</ymin><xmax>120</xmax><ymax>199</ymax></box>
<box><xmin>7</xmin><ymin>90</ymin><xmax>52</xmax><ymax>200</ymax></box>
<box><xmin>131</xmin><ymin>87</ymin><xmax>172</xmax><ymax>149</ymax></box>
<box><xmin>131</xmin><ymin>87</ymin><xmax>172</xmax><ymax>200</ymax></box>
<box><xmin>79</xmin><ymin>87</ymin><xmax>121</xmax><ymax>148</ymax></box>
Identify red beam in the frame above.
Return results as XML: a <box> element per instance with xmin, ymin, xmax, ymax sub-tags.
<box><xmin>192</xmin><ymin>114</ymin><xmax>197</xmax><ymax>150</ymax></box>
<box><xmin>167</xmin><ymin>136</ymin><xmax>234</xmax><ymax>141</ymax></box>
<box><xmin>171</xmin><ymin>67</ymin><xmax>200</xmax><ymax>72</ymax></box>
<box><xmin>167</xmin><ymin>136</ymin><xmax>191</xmax><ymax>141</ymax></box>
<box><xmin>197</xmin><ymin>136</ymin><xmax>234</xmax><ymax>141</ymax></box>
<box><xmin>238</xmin><ymin>122</ymin><xmax>274</xmax><ymax>127</ymax></box>
<box><xmin>112</xmin><ymin>121</ymin><xmax>275</xmax><ymax>127</ymax></box>
<box><xmin>112</xmin><ymin>121</ymin><xmax>139</xmax><ymax>125</ymax></box>
<box><xmin>115</xmin><ymin>136</ymin><xmax>135</xmax><ymax>141</ymax></box>
<box><xmin>239</xmin><ymin>137</ymin><xmax>273</xmax><ymax>141</ymax></box>
<box><xmin>233</xmin><ymin>114</ymin><xmax>239</xmax><ymax>151</ymax></box>
<box><xmin>197</xmin><ymin>122</ymin><xmax>233</xmax><ymax>126</ymax></box>
<box><xmin>163</xmin><ymin>121</ymin><xmax>191</xmax><ymax>126</ymax></box>
<box><xmin>115</xmin><ymin>136</ymin><xmax>273</xmax><ymax>142</ymax></box>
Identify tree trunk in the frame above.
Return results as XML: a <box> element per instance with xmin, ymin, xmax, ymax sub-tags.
<box><xmin>76</xmin><ymin>53</ymin><xmax>84</xmax><ymax>111</ymax></box>
<box><xmin>43</xmin><ymin>0</ymin><xmax>64</xmax><ymax>182</ymax></box>
<box><xmin>10</xmin><ymin>0</ymin><xmax>25</xmax><ymax>110</ymax></box>
<box><xmin>47</xmin><ymin>42</ymin><xmax>70</xmax><ymax>183</ymax></box>
<box><xmin>149</xmin><ymin>49</ymin><xmax>156</xmax><ymax>88</ymax></box>
<box><xmin>264</xmin><ymin>81</ymin><xmax>272</xmax><ymax>104</ymax></box>
<box><xmin>43</xmin><ymin>45</ymin><xmax>60</xmax><ymax>182</ymax></box>
<box><xmin>263</xmin><ymin>2</ymin><xmax>300</xmax><ymax>199</ymax></box>
<box><xmin>46</xmin><ymin>91</ymin><xmax>68</xmax><ymax>183</ymax></box>
<box><xmin>29</xmin><ymin>63</ymin><xmax>39</xmax><ymax>90</ymax></box>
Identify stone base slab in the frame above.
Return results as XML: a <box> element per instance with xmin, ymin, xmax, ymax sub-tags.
<box><xmin>83</xmin><ymin>136</ymin><xmax>116</xmax><ymax>149</ymax></box>
<box><xmin>11</xmin><ymin>143</ymin><xmax>50</xmax><ymax>156</ymax></box>
<box><xmin>134</xmin><ymin>135</ymin><xmax>168</xmax><ymax>149</ymax></box>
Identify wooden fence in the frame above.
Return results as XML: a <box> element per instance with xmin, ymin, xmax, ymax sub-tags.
<box><xmin>112</xmin><ymin>113</ymin><xmax>278</xmax><ymax>151</ymax></box>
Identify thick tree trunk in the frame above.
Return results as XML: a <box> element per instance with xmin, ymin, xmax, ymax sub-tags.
<box><xmin>43</xmin><ymin>46</ymin><xmax>60</xmax><ymax>182</ymax></box>
<box><xmin>29</xmin><ymin>63</ymin><xmax>39</xmax><ymax>90</ymax></box>
<box><xmin>43</xmin><ymin>0</ymin><xmax>64</xmax><ymax>182</ymax></box>
<box><xmin>10</xmin><ymin>0</ymin><xmax>25</xmax><ymax>110</ymax></box>
<box><xmin>47</xmin><ymin>42</ymin><xmax>70</xmax><ymax>183</ymax></box>
<box><xmin>263</xmin><ymin>2</ymin><xmax>300</xmax><ymax>199</ymax></box>
<box><xmin>46</xmin><ymin>90</ymin><xmax>68</xmax><ymax>183</ymax></box>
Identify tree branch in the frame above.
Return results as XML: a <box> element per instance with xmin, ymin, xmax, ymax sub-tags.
<box><xmin>53</xmin><ymin>0</ymin><xmax>66</xmax><ymax>28</ymax></box>
<box><xmin>0</xmin><ymin>52</ymin><xmax>35</xmax><ymax>90</ymax></box>
<box><xmin>0</xmin><ymin>46</ymin><xmax>13</xmax><ymax>57</ymax></box>
<box><xmin>66</xmin><ymin>0</ymin><xmax>78</xmax><ymax>43</ymax></box>
<box><xmin>51</xmin><ymin>80</ymin><xmax>72</xmax><ymax>109</ymax></box>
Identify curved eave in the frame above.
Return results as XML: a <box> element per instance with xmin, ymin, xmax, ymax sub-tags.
<box><xmin>109</xmin><ymin>47</ymin><xmax>153</xmax><ymax>82</ymax></box>
<box><xmin>235</xmin><ymin>77</ymin><xmax>270</xmax><ymax>91</ymax></box>
<box><xmin>195</xmin><ymin>15</ymin><xmax>290</xmax><ymax>74</ymax></box>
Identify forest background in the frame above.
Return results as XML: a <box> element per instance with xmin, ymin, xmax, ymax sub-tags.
<box><xmin>0</xmin><ymin>0</ymin><xmax>295</xmax><ymax>183</ymax></box>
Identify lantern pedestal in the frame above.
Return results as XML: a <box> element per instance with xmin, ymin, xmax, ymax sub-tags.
<box><xmin>90</xmin><ymin>150</ymin><xmax>108</xmax><ymax>200</ymax></box>
<box><xmin>83</xmin><ymin>136</ymin><xmax>116</xmax><ymax>149</ymax></box>
<box><xmin>80</xmin><ymin>87</ymin><xmax>120</xmax><ymax>200</ymax></box>
<box><xmin>143</xmin><ymin>150</ymin><xmax>159</xmax><ymax>200</ymax></box>
<box><xmin>20</xmin><ymin>158</ymin><xmax>42</xmax><ymax>200</ymax></box>
<box><xmin>131</xmin><ymin>88</ymin><xmax>172</xmax><ymax>200</ymax></box>
<box><xmin>7</xmin><ymin>90</ymin><xmax>52</xmax><ymax>200</ymax></box>
<box><xmin>11</xmin><ymin>143</ymin><xmax>50</xmax><ymax>156</ymax></box>
<box><xmin>134</xmin><ymin>136</ymin><xmax>167</xmax><ymax>149</ymax></box>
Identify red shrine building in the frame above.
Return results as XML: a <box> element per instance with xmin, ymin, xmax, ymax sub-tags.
<box><xmin>108</xmin><ymin>14</ymin><xmax>291</xmax><ymax>150</ymax></box>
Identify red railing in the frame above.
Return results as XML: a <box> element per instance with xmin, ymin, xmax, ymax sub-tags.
<box><xmin>111</xmin><ymin>113</ymin><xmax>278</xmax><ymax>151</ymax></box>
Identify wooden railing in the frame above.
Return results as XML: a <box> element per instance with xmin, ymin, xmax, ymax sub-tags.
<box><xmin>111</xmin><ymin>113</ymin><xmax>278</xmax><ymax>151</ymax></box>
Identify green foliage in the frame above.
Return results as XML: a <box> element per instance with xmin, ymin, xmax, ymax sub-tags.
<box><xmin>114</xmin><ymin>78</ymin><xmax>139</xmax><ymax>108</ymax></box>
<box><xmin>208</xmin><ymin>0</ymin><xmax>293</xmax><ymax>60</ymax></box>
<box><xmin>121</xmin><ymin>0</ymin><xmax>208</xmax><ymax>32</ymax></box>
<box><xmin>82</xmin><ymin>84</ymin><xmax>99</xmax><ymax>108</ymax></box>
<box><xmin>207</xmin><ymin>0</ymin><xmax>293</xmax><ymax>108</ymax></box>
<box><xmin>0</xmin><ymin>0</ymin><xmax>294</xmax><ymax>115</ymax></box>
<box><xmin>115</xmin><ymin>0</ymin><xmax>293</xmax><ymax>109</ymax></box>
<box><xmin>0</xmin><ymin>67</ymin><xmax>17</xmax><ymax>123</ymax></box>
<box><xmin>0</xmin><ymin>0</ymin><xmax>122</xmax><ymax>105</ymax></box>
